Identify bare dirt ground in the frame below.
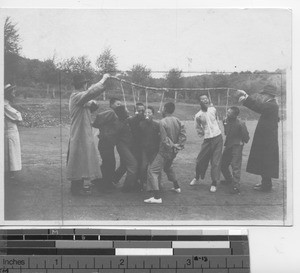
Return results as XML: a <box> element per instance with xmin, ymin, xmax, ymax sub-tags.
<box><xmin>4</xmin><ymin>119</ymin><xmax>287</xmax><ymax>224</ymax></box>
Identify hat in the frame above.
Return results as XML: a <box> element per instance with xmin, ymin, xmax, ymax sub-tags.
<box><xmin>4</xmin><ymin>84</ymin><xmax>16</xmax><ymax>94</ymax></box>
<box><xmin>73</xmin><ymin>73</ymin><xmax>89</xmax><ymax>86</ymax></box>
<box><xmin>260</xmin><ymin>85</ymin><xmax>277</xmax><ymax>97</ymax></box>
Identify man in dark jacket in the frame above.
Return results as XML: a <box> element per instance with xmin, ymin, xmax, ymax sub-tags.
<box><xmin>221</xmin><ymin>106</ymin><xmax>250</xmax><ymax>194</ymax></box>
<box><xmin>139</xmin><ymin>106</ymin><xmax>160</xmax><ymax>190</ymax></box>
<box><xmin>128</xmin><ymin>102</ymin><xmax>146</xmax><ymax>189</ymax></box>
<box><xmin>92</xmin><ymin>98</ymin><xmax>122</xmax><ymax>192</ymax></box>
<box><xmin>114</xmin><ymin>105</ymin><xmax>138</xmax><ymax>192</ymax></box>
<box><xmin>237</xmin><ymin>85</ymin><xmax>279</xmax><ymax>192</ymax></box>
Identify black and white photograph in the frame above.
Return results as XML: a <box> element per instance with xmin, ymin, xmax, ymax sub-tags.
<box><xmin>0</xmin><ymin>8</ymin><xmax>292</xmax><ymax>225</ymax></box>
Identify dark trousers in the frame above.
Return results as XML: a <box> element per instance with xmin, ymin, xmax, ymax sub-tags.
<box><xmin>115</xmin><ymin>158</ymin><xmax>127</xmax><ymax>183</ymax></box>
<box><xmin>98</xmin><ymin>141</ymin><xmax>116</xmax><ymax>188</ymax></box>
<box><xmin>195</xmin><ymin>134</ymin><xmax>223</xmax><ymax>185</ymax></box>
<box><xmin>116</xmin><ymin>143</ymin><xmax>138</xmax><ymax>189</ymax></box>
<box><xmin>132</xmin><ymin>146</ymin><xmax>144</xmax><ymax>186</ymax></box>
<box><xmin>140</xmin><ymin>150</ymin><xmax>157</xmax><ymax>188</ymax></box>
<box><xmin>221</xmin><ymin>145</ymin><xmax>243</xmax><ymax>189</ymax></box>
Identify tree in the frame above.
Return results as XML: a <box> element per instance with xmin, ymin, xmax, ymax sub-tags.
<box><xmin>40</xmin><ymin>57</ymin><xmax>59</xmax><ymax>97</ymax></box>
<box><xmin>4</xmin><ymin>17</ymin><xmax>22</xmax><ymax>84</ymax></box>
<box><xmin>165</xmin><ymin>68</ymin><xmax>183</xmax><ymax>88</ymax></box>
<box><xmin>4</xmin><ymin>17</ymin><xmax>21</xmax><ymax>55</ymax></box>
<box><xmin>95</xmin><ymin>48</ymin><xmax>118</xmax><ymax>94</ymax></box>
<box><xmin>128</xmin><ymin>64</ymin><xmax>152</xmax><ymax>85</ymax></box>
<box><xmin>58</xmin><ymin>55</ymin><xmax>96</xmax><ymax>83</ymax></box>
<box><xmin>165</xmin><ymin>68</ymin><xmax>183</xmax><ymax>100</ymax></box>
<box><xmin>95</xmin><ymin>47</ymin><xmax>117</xmax><ymax>74</ymax></box>
<box><xmin>127</xmin><ymin>64</ymin><xmax>152</xmax><ymax>100</ymax></box>
<box><xmin>59</xmin><ymin>56</ymin><xmax>94</xmax><ymax>73</ymax></box>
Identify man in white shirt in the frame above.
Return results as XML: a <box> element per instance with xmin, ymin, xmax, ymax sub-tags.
<box><xmin>190</xmin><ymin>94</ymin><xmax>223</xmax><ymax>192</ymax></box>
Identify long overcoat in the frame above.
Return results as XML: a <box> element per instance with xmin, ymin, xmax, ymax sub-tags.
<box><xmin>243</xmin><ymin>95</ymin><xmax>279</xmax><ymax>178</ymax></box>
<box><xmin>4</xmin><ymin>99</ymin><xmax>22</xmax><ymax>172</ymax></box>
<box><xmin>66</xmin><ymin>83</ymin><xmax>105</xmax><ymax>181</ymax></box>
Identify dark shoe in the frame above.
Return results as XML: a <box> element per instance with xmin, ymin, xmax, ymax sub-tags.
<box><xmin>220</xmin><ymin>180</ymin><xmax>232</xmax><ymax>185</ymax></box>
<box><xmin>230</xmin><ymin>187</ymin><xmax>240</xmax><ymax>194</ymax></box>
<box><xmin>91</xmin><ymin>178</ymin><xmax>102</xmax><ymax>185</ymax></box>
<box><xmin>253</xmin><ymin>184</ymin><xmax>272</xmax><ymax>192</ymax></box>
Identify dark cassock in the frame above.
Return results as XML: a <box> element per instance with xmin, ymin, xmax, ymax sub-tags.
<box><xmin>242</xmin><ymin>85</ymin><xmax>279</xmax><ymax>190</ymax></box>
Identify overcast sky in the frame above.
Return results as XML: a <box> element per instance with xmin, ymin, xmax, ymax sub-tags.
<box><xmin>2</xmin><ymin>8</ymin><xmax>292</xmax><ymax>76</ymax></box>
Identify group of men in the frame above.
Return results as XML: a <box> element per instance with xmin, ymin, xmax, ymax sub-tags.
<box><xmin>190</xmin><ymin>84</ymin><xmax>279</xmax><ymax>195</ymax></box>
<box><xmin>66</xmin><ymin>73</ymin><xmax>280</xmax><ymax>203</ymax></box>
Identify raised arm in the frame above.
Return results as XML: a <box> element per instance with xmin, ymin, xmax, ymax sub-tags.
<box><xmin>76</xmin><ymin>74</ymin><xmax>111</xmax><ymax>106</ymax></box>
<box><xmin>242</xmin><ymin>95</ymin><xmax>264</xmax><ymax>114</ymax></box>
<box><xmin>237</xmin><ymin>89</ymin><xmax>271</xmax><ymax>115</ymax></box>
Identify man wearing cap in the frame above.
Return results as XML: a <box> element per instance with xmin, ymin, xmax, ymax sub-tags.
<box><xmin>4</xmin><ymin>84</ymin><xmax>22</xmax><ymax>181</ymax></box>
<box><xmin>66</xmin><ymin>73</ymin><xmax>111</xmax><ymax>196</ymax></box>
<box><xmin>237</xmin><ymin>85</ymin><xmax>279</xmax><ymax>192</ymax></box>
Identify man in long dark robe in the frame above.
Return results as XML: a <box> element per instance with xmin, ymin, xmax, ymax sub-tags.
<box><xmin>237</xmin><ymin>85</ymin><xmax>279</xmax><ymax>192</ymax></box>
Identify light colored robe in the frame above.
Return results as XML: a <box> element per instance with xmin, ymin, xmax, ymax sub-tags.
<box><xmin>66</xmin><ymin>82</ymin><xmax>106</xmax><ymax>181</ymax></box>
<box><xmin>4</xmin><ymin>99</ymin><xmax>22</xmax><ymax>172</ymax></box>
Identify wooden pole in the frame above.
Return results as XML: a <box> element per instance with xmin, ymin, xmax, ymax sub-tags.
<box><xmin>110</xmin><ymin>76</ymin><xmax>237</xmax><ymax>93</ymax></box>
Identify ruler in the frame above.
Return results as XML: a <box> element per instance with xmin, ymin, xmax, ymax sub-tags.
<box><xmin>0</xmin><ymin>229</ymin><xmax>250</xmax><ymax>273</ymax></box>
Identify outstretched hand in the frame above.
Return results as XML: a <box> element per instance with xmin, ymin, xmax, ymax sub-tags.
<box><xmin>101</xmin><ymin>73</ymin><xmax>111</xmax><ymax>82</ymax></box>
<box><xmin>236</xmin><ymin>89</ymin><xmax>247</xmax><ymax>97</ymax></box>
<box><xmin>238</xmin><ymin>96</ymin><xmax>247</xmax><ymax>103</ymax></box>
<box><xmin>236</xmin><ymin>89</ymin><xmax>248</xmax><ymax>103</ymax></box>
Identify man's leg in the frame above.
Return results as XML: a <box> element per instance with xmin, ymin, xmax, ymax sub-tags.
<box><xmin>115</xmin><ymin>146</ymin><xmax>128</xmax><ymax>183</ymax></box>
<box><xmin>195</xmin><ymin>140</ymin><xmax>211</xmax><ymax>180</ymax></box>
<box><xmin>118</xmin><ymin>144</ymin><xmax>138</xmax><ymax>191</ymax></box>
<box><xmin>230</xmin><ymin>145</ymin><xmax>243</xmax><ymax>193</ymax></box>
<box><xmin>221</xmin><ymin>147</ymin><xmax>233</xmax><ymax>184</ymax></box>
<box><xmin>99</xmin><ymin>143</ymin><xmax>116</xmax><ymax>190</ymax></box>
<box><xmin>133</xmin><ymin>147</ymin><xmax>143</xmax><ymax>188</ymax></box>
<box><xmin>164</xmin><ymin>156</ymin><xmax>180</xmax><ymax>191</ymax></box>
<box><xmin>140</xmin><ymin>150</ymin><xmax>149</xmax><ymax>190</ymax></box>
<box><xmin>210</xmin><ymin>135</ymin><xmax>223</xmax><ymax>188</ymax></box>
<box><xmin>146</xmin><ymin>154</ymin><xmax>164</xmax><ymax>201</ymax></box>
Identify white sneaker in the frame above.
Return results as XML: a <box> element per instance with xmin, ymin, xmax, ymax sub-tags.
<box><xmin>171</xmin><ymin>188</ymin><xmax>181</xmax><ymax>193</ymax></box>
<box><xmin>190</xmin><ymin>178</ymin><xmax>199</xmax><ymax>186</ymax></box>
<box><xmin>144</xmin><ymin>197</ymin><xmax>162</xmax><ymax>204</ymax></box>
<box><xmin>210</xmin><ymin>185</ymin><xmax>217</xmax><ymax>193</ymax></box>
